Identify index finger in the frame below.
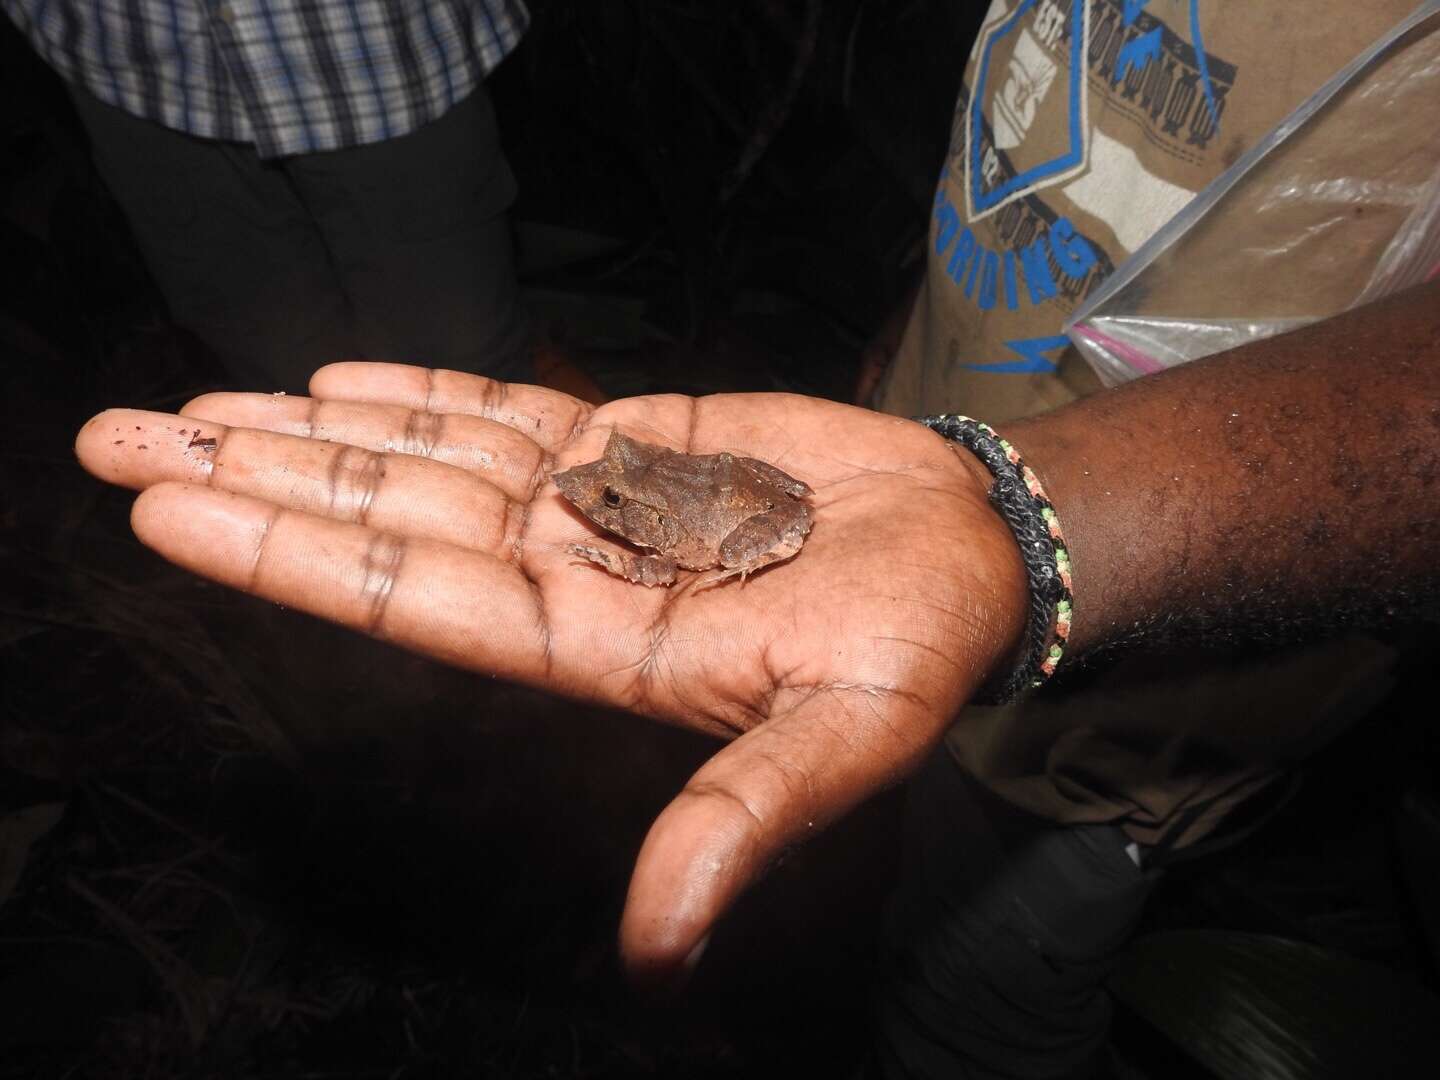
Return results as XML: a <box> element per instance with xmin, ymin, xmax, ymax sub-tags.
<box><xmin>309</xmin><ymin>362</ymin><xmax>594</xmax><ymax>452</ymax></box>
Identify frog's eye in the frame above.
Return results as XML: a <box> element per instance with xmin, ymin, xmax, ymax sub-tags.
<box><xmin>602</xmin><ymin>487</ymin><xmax>625</xmax><ymax>508</ymax></box>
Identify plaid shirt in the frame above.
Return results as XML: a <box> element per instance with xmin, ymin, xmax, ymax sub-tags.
<box><xmin>3</xmin><ymin>0</ymin><xmax>528</xmax><ymax>157</ymax></box>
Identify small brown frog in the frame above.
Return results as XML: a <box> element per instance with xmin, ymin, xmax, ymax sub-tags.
<box><xmin>554</xmin><ymin>431</ymin><xmax>813</xmax><ymax>586</ymax></box>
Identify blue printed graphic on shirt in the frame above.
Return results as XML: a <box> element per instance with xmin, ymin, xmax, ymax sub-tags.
<box><xmin>936</xmin><ymin>0</ymin><xmax>1232</xmax><ymax>374</ymax></box>
<box><xmin>969</xmin><ymin>0</ymin><xmax>1089</xmax><ymax>217</ymax></box>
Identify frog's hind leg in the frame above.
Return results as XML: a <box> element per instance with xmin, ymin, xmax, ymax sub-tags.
<box><xmin>704</xmin><ymin>508</ymin><xmax>813</xmax><ymax>586</ymax></box>
<box><xmin>568</xmin><ymin>543</ymin><xmax>678</xmax><ymax>587</ymax></box>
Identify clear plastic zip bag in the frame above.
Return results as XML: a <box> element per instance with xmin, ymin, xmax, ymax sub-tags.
<box><xmin>1068</xmin><ymin>1</ymin><xmax>1440</xmax><ymax>386</ymax></box>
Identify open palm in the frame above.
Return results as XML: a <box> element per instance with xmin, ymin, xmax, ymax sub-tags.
<box><xmin>76</xmin><ymin>362</ymin><xmax>1024</xmax><ymax>983</ymax></box>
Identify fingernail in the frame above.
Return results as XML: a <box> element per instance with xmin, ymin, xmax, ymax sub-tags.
<box><xmin>633</xmin><ymin>934</ymin><xmax>712</xmax><ymax>1002</ymax></box>
<box><xmin>681</xmin><ymin>934</ymin><xmax>710</xmax><ymax>982</ymax></box>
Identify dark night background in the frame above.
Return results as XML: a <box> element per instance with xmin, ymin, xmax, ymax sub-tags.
<box><xmin>2</xmin><ymin>2</ymin><xmax>1438</xmax><ymax>1077</ymax></box>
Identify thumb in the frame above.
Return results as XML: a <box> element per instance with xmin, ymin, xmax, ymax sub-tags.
<box><xmin>617</xmin><ymin>687</ymin><xmax>942</xmax><ymax>988</ymax></box>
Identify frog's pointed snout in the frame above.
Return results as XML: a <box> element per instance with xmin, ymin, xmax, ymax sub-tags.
<box><xmin>552</xmin><ymin>462</ymin><xmax>591</xmax><ymax>502</ymax></box>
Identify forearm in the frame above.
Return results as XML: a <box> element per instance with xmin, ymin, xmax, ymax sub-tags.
<box><xmin>1006</xmin><ymin>279</ymin><xmax>1440</xmax><ymax>658</ymax></box>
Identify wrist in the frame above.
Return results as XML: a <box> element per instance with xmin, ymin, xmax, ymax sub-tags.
<box><xmin>960</xmin><ymin>479</ymin><xmax>1031</xmax><ymax>696</ymax></box>
<box><xmin>925</xmin><ymin>435</ymin><xmax>1030</xmax><ymax>698</ymax></box>
<box><xmin>920</xmin><ymin>415</ymin><xmax>1074</xmax><ymax>700</ymax></box>
<box><xmin>1003</xmin><ymin>410</ymin><xmax>1122</xmax><ymax>658</ymax></box>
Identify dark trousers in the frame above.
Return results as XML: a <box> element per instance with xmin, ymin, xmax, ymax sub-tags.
<box><xmin>71</xmin><ymin>84</ymin><xmax>528</xmax><ymax>393</ymax></box>
<box><xmin>875</xmin><ymin>750</ymin><xmax>1160</xmax><ymax>1079</ymax></box>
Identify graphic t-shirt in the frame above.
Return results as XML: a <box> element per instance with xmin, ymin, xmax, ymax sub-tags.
<box><xmin>880</xmin><ymin>0</ymin><xmax>1429</xmax><ymax>848</ymax></box>
<box><xmin>877</xmin><ymin>0</ymin><xmax>1421</xmax><ymax>423</ymax></box>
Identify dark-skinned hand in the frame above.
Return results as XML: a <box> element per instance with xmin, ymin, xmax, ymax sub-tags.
<box><xmin>75</xmin><ymin>361</ymin><xmax>1027</xmax><ymax>986</ymax></box>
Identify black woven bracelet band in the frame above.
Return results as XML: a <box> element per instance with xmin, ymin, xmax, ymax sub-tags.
<box><xmin>916</xmin><ymin>414</ymin><xmax>1073</xmax><ymax>703</ymax></box>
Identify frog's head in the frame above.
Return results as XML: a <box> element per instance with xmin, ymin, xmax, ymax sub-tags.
<box><xmin>553</xmin><ymin>431</ymin><xmax>673</xmax><ymax>551</ymax></box>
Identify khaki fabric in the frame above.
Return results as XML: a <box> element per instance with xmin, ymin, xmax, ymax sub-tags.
<box><xmin>880</xmin><ymin>0</ymin><xmax>1422</xmax><ymax>847</ymax></box>
<box><xmin>949</xmin><ymin>639</ymin><xmax>1396</xmax><ymax>850</ymax></box>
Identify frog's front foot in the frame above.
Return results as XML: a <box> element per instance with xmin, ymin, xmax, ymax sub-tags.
<box><xmin>568</xmin><ymin>544</ymin><xmax>678</xmax><ymax>587</ymax></box>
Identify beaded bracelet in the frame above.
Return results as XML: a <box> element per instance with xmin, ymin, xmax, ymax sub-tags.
<box><xmin>917</xmin><ymin>415</ymin><xmax>1073</xmax><ymax>702</ymax></box>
